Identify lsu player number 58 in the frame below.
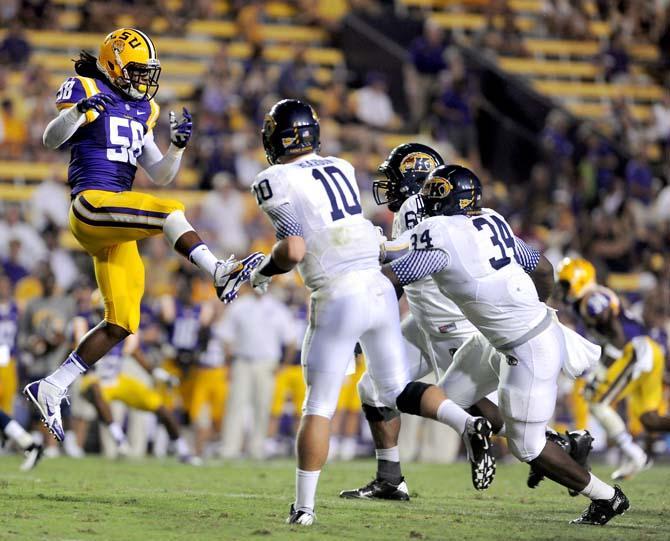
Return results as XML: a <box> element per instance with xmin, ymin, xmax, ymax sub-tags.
<box><xmin>24</xmin><ymin>28</ymin><xmax>263</xmax><ymax>443</ymax></box>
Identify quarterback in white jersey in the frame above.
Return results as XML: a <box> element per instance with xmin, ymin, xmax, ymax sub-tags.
<box><xmin>248</xmin><ymin>100</ymin><xmax>495</xmax><ymax>526</ymax></box>
<box><xmin>382</xmin><ymin>164</ymin><xmax>630</xmax><ymax>526</ymax></box>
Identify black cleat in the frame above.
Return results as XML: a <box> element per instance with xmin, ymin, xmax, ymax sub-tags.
<box><xmin>286</xmin><ymin>504</ymin><xmax>315</xmax><ymax>526</ymax></box>
<box><xmin>339</xmin><ymin>477</ymin><xmax>410</xmax><ymax>501</ymax></box>
<box><xmin>528</xmin><ymin>429</ymin><xmax>594</xmax><ymax>496</ymax></box>
<box><xmin>571</xmin><ymin>485</ymin><xmax>629</xmax><ymax>525</ymax></box>
<box><xmin>463</xmin><ymin>417</ymin><xmax>496</xmax><ymax>490</ymax></box>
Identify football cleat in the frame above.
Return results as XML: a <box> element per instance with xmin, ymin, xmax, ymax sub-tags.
<box><xmin>178</xmin><ymin>454</ymin><xmax>203</xmax><ymax>466</ymax></box>
<box><xmin>462</xmin><ymin>417</ymin><xmax>496</xmax><ymax>490</ymax></box>
<box><xmin>528</xmin><ymin>429</ymin><xmax>594</xmax><ymax>496</ymax></box>
<box><xmin>20</xmin><ymin>443</ymin><xmax>44</xmax><ymax>472</ymax></box>
<box><xmin>611</xmin><ymin>453</ymin><xmax>652</xmax><ymax>481</ymax></box>
<box><xmin>570</xmin><ymin>485</ymin><xmax>629</xmax><ymax>525</ymax></box>
<box><xmin>23</xmin><ymin>380</ymin><xmax>68</xmax><ymax>442</ymax></box>
<box><xmin>339</xmin><ymin>477</ymin><xmax>410</xmax><ymax>501</ymax></box>
<box><xmin>286</xmin><ymin>504</ymin><xmax>315</xmax><ymax>526</ymax></box>
<box><xmin>214</xmin><ymin>252</ymin><xmax>265</xmax><ymax>303</ymax></box>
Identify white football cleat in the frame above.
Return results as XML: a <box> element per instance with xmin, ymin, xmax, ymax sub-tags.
<box><xmin>214</xmin><ymin>252</ymin><xmax>265</xmax><ymax>303</ymax></box>
<box><xmin>286</xmin><ymin>504</ymin><xmax>315</xmax><ymax>526</ymax></box>
<box><xmin>23</xmin><ymin>380</ymin><xmax>68</xmax><ymax>442</ymax></box>
<box><xmin>20</xmin><ymin>443</ymin><xmax>44</xmax><ymax>471</ymax></box>
<box><xmin>611</xmin><ymin>453</ymin><xmax>653</xmax><ymax>480</ymax></box>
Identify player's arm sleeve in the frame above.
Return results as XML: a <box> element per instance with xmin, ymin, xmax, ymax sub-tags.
<box><xmin>137</xmin><ymin>130</ymin><xmax>184</xmax><ymax>186</ymax></box>
<box><xmin>381</xmin><ymin>229</ymin><xmax>412</xmax><ymax>263</ymax></box>
<box><xmin>514</xmin><ymin>237</ymin><xmax>541</xmax><ymax>273</ymax></box>
<box><xmin>44</xmin><ymin>77</ymin><xmax>101</xmax><ymax>149</ymax></box>
<box><xmin>252</xmin><ymin>172</ymin><xmax>300</xmax><ymax>239</ymax></box>
<box><xmin>389</xmin><ymin>248</ymin><xmax>450</xmax><ymax>287</ymax></box>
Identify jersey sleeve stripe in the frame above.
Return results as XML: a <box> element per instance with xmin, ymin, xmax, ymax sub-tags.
<box><xmin>148</xmin><ymin>100</ymin><xmax>160</xmax><ymax>130</ymax></box>
<box><xmin>75</xmin><ymin>76</ymin><xmax>99</xmax><ymax>124</ymax></box>
<box><xmin>514</xmin><ymin>237</ymin><xmax>541</xmax><ymax>273</ymax></box>
<box><xmin>390</xmin><ymin>248</ymin><xmax>449</xmax><ymax>286</ymax></box>
<box><xmin>265</xmin><ymin>203</ymin><xmax>304</xmax><ymax>239</ymax></box>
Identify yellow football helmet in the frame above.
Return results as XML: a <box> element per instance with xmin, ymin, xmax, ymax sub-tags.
<box><xmin>97</xmin><ymin>28</ymin><xmax>161</xmax><ymax>100</ymax></box>
<box><xmin>556</xmin><ymin>257</ymin><xmax>596</xmax><ymax>302</ymax></box>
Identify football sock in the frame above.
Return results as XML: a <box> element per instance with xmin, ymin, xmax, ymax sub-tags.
<box><xmin>376</xmin><ymin>446</ymin><xmax>402</xmax><ymax>484</ymax></box>
<box><xmin>579</xmin><ymin>473</ymin><xmax>615</xmax><ymax>501</ymax></box>
<box><xmin>45</xmin><ymin>352</ymin><xmax>89</xmax><ymax>390</ymax></box>
<box><xmin>174</xmin><ymin>436</ymin><xmax>190</xmax><ymax>457</ymax></box>
<box><xmin>4</xmin><ymin>419</ymin><xmax>33</xmax><ymax>449</ymax></box>
<box><xmin>614</xmin><ymin>431</ymin><xmax>646</xmax><ymax>462</ymax></box>
<box><xmin>188</xmin><ymin>244</ymin><xmax>218</xmax><ymax>277</ymax></box>
<box><xmin>109</xmin><ymin>422</ymin><xmax>126</xmax><ymax>446</ymax></box>
<box><xmin>436</xmin><ymin>399</ymin><xmax>470</xmax><ymax>435</ymax></box>
<box><xmin>295</xmin><ymin>468</ymin><xmax>320</xmax><ymax>511</ymax></box>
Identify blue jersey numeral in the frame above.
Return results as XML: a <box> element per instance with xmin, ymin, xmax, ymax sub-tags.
<box><xmin>312</xmin><ymin>166</ymin><xmax>361</xmax><ymax>221</ymax></box>
<box><xmin>473</xmin><ymin>215</ymin><xmax>516</xmax><ymax>270</ymax></box>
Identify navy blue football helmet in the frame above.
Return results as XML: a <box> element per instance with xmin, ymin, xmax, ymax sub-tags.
<box><xmin>262</xmin><ymin>99</ymin><xmax>320</xmax><ymax>165</ymax></box>
<box><xmin>420</xmin><ymin>164</ymin><xmax>482</xmax><ymax>217</ymax></box>
<box><xmin>373</xmin><ymin>143</ymin><xmax>444</xmax><ymax>212</ymax></box>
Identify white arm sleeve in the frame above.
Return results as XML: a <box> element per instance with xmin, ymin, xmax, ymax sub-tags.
<box><xmin>138</xmin><ymin>130</ymin><xmax>185</xmax><ymax>186</ymax></box>
<box><xmin>42</xmin><ymin>106</ymin><xmax>86</xmax><ymax>149</ymax></box>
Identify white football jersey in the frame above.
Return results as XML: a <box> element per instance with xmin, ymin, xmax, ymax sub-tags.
<box><xmin>252</xmin><ymin>153</ymin><xmax>380</xmax><ymax>290</ymax></box>
<box><xmin>393</xmin><ymin>195</ymin><xmax>476</xmax><ymax>338</ymax></box>
<box><xmin>407</xmin><ymin>208</ymin><xmax>547</xmax><ymax>348</ymax></box>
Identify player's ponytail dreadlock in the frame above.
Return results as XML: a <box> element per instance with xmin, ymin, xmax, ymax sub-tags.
<box><xmin>73</xmin><ymin>51</ymin><xmax>104</xmax><ymax>80</ymax></box>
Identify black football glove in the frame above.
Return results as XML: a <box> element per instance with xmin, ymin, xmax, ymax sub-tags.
<box><xmin>76</xmin><ymin>93</ymin><xmax>115</xmax><ymax>114</ymax></box>
<box><xmin>169</xmin><ymin>107</ymin><xmax>192</xmax><ymax>149</ymax></box>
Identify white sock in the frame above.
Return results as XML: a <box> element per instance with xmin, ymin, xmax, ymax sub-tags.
<box><xmin>376</xmin><ymin>446</ymin><xmax>400</xmax><ymax>463</ymax></box>
<box><xmin>579</xmin><ymin>473</ymin><xmax>616</xmax><ymax>501</ymax></box>
<box><xmin>5</xmin><ymin>420</ymin><xmax>33</xmax><ymax>449</ymax></box>
<box><xmin>45</xmin><ymin>352</ymin><xmax>88</xmax><ymax>390</ymax></box>
<box><xmin>108</xmin><ymin>422</ymin><xmax>126</xmax><ymax>445</ymax></box>
<box><xmin>614</xmin><ymin>431</ymin><xmax>646</xmax><ymax>462</ymax></box>
<box><xmin>174</xmin><ymin>436</ymin><xmax>190</xmax><ymax>457</ymax></box>
<box><xmin>436</xmin><ymin>399</ymin><xmax>470</xmax><ymax>435</ymax></box>
<box><xmin>188</xmin><ymin>244</ymin><xmax>218</xmax><ymax>277</ymax></box>
<box><xmin>296</xmin><ymin>468</ymin><xmax>321</xmax><ymax>511</ymax></box>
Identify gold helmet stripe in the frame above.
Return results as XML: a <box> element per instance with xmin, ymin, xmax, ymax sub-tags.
<box><xmin>131</xmin><ymin>28</ymin><xmax>156</xmax><ymax>60</ymax></box>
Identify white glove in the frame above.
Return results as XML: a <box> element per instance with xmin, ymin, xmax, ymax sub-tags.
<box><xmin>152</xmin><ymin>367</ymin><xmax>180</xmax><ymax>387</ymax></box>
<box><xmin>250</xmin><ymin>256</ymin><xmax>273</xmax><ymax>294</ymax></box>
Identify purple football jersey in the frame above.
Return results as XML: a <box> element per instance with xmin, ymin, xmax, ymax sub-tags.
<box><xmin>0</xmin><ymin>301</ymin><xmax>19</xmax><ymax>357</ymax></box>
<box><xmin>55</xmin><ymin>76</ymin><xmax>157</xmax><ymax>196</ymax></box>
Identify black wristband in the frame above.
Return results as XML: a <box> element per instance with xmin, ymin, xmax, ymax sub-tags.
<box><xmin>259</xmin><ymin>255</ymin><xmax>289</xmax><ymax>277</ymax></box>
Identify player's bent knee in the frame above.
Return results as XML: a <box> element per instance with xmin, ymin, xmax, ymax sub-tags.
<box><xmin>506</xmin><ymin>421</ymin><xmax>547</xmax><ymax>462</ymax></box>
<box><xmin>163</xmin><ymin>210</ymin><xmax>194</xmax><ymax>247</ymax></box>
<box><xmin>362</xmin><ymin>403</ymin><xmax>400</xmax><ymax>423</ymax></box>
<box><xmin>395</xmin><ymin>381</ymin><xmax>432</xmax><ymax>416</ymax></box>
<box><xmin>303</xmin><ymin>401</ymin><xmax>337</xmax><ymax>419</ymax></box>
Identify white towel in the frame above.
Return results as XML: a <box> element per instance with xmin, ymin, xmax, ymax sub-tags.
<box><xmin>559</xmin><ymin>321</ymin><xmax>602</xmax><ymax>379</ymax></box>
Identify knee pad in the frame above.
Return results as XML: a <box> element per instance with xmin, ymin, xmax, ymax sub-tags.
<box><xmin>505</xmin><ymin>420</ymin><xmax>547</xmax><ymax>463</ymax></box>
<box><xmin>362</xmin><ymin>403</ymin><xmax>400</xmax><ymax>423</ymax></box>
<box><xmin>395</xmin><ymin>381</ymin><xmax>432</xmax><ymax>416</ymax></box>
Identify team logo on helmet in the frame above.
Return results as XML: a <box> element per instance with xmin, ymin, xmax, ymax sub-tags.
<box><xmin>424</xmin><ymin>176</ymin><xmax>453</xmax><ymax>198</ymax></box>
<box><xmin>112</xmin><ymin>39</ymin><xmax>125</xmax><ymax>54</ymax></box>
<box><xmin>263</xmin><ymin>114</ymin><xmax>277</xmax><ymax>136</ymax></box>
<box><xmin>459</xmin><ymin>195</ymin><xmax>474</xmax><ymax>209</ymax></box>
<box><xmin>399</xmin><ymin>152</ymin><xmax>437</xmax><ymax>175</ymax></box>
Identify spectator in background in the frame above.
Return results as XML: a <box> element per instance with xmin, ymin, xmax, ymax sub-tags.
<box><xmin>405</xmin><ymin>19</ymin><xmax>449</xmax><ymax>131</ymax></box>
<box><xmin>432</xmin><ymin>75</ymin><xmax>477</xmax><ymax>163</ymax></box>
<box><xmin>625</xmin><ymin>145</ymin><xmax>654</xmax><ymax>206</ymax></box>
<box><xmin>220</xmin><ymin>286</ymin><xmax>297</xmax><ymax>460</ymax></box>
<box><xmin>649</xmin><ymin>90</ymin><xmax>670</xmax><ymax>167</ymax></box>
<box><xmin>352</xmin><ymin>71</ymin><xmax>399</xmax><ymax>131</ymax></box>
<box><xmin>600</xmin><ymin>31</ymin><xmax>630</xmax><ymax>82</ymax></box>
<box><xmin>0</xmin><ymin>203</ymin><xmax>46</xmax><ymax>271</ymax></box>
<box><xmin>1</xmin><ymin>238</ymin><xmax>28</xmax><ymax>286</ymax></box>
<box><xmin>42</xmin><ymin>225</ymin><xmax>78</xmax><ymax>292</ymax></box>
<box><xmin>0</xmin><ymin>26</ymin><xmax>31</xmax><ymax>67</ymax></box>
<box><xmin>277</xmin><ymin>47</ymin><xmax>318</xmax><ymax>102</ymax></box>
<box><xmin>201</xmin><ymin>172</ymin><xmax>249</xmax><ymax>256</ymax></box>
<box><xmin>0</xmin><ymin>99</ymin><xmax>27</xmax><ymax>159</ymax></box>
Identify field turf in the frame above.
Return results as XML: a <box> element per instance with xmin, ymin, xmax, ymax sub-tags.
<box><xmin>0</xmin><ymin>456</ymin><xmax>668</xmax><ymax>540</ymax></box>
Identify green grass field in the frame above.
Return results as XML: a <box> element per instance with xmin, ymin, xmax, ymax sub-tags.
<box><xmin>0</xmin><ymin>456</ymin><xmax>668</xmax><ymax>541</ymax></box>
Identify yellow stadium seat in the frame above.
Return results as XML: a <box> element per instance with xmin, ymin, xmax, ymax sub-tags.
<box><xmin>525</xmin><ymin>39</ymin><xmax>600</xmax><ymax>57</ymax></box>
<box><xmin>498</xmin><ymin>57</ymin><xmax>599</xmax><ymax>78</ymax></box>
<box><xmin>186</xmin><ymin>20</ymin><xmax>237</xmax><ymax>39</ymax></box>
<box><xmin>533</xmin><ymin>81</ymin><xmax>663</xmax><ymax>101</ymax></box>
<box><xmin>565</xmin><ymin>102</ymin><xmax>652</xmax><ymax>122</ymax></box>
<box><xmin>265</xmin><ymin>1</ymin><xmax>296</xmax><ymax>18</ymax></box>
<box><xmin>259</xmin><ymin>24</ymin><xmax>327</xmax><ymax>43</ymax></box>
